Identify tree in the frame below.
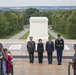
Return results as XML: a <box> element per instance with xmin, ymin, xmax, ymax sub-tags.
<box><xmin>15</xmin><ymin>12</ymin><xmax>24</xmax><ymax>29</ymax></box>
<box><xmin>32</xmin><ymin>11</ymin><xmax>40</xmax><ymax>16</ymax></box>
<box><xmin>23</xmin><ymin>8</ymin><xmax>39</xmax><ymax>24</ymax></box>
<box><xmin>11</xmin><ymin>13</ymin><xmax>18</xmax><ymax>30</ymax></box>
<box><xmin>41</xmin><ymin>11</ymin><xmax>53</xmax><ymax>25</ymax></box>
<box><xmin>3</xmin><ymin>11</ymin><xmax>14</xmax><ymax>32</ymax></box>
<box><xmin>0</xmin><ymin>13</ymin><xmax>9</xmax><ymax>36</ymax></box>
<box><xmin>67</xmin><ymin>10</ymin><xmax>76</xmax><ymax>39</ymax></box>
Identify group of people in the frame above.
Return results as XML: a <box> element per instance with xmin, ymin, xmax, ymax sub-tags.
<box><xmin>0</xmin><ymin>34</ymin><xmax>76</xmax><ymax>75</ymax></box>
<box><xmin>27</xmin><ymin>34</ymin><xmax>64</xmax><ymax>65</ymax></box>
<box><xmin>0</xmin><ymin>43</ymin><xmax>13</xmax><ymax>75</ymax></box>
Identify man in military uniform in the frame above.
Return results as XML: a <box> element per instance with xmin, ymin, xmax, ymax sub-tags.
<box><xmin>27</xmin><ymin>37</ymin><xmax>35</xmax><ymax>64</ymax></box>
<box><xmin>55</xmin><ymin>34</ymin><xmax>64</xmax><ymax>65</ymax></box>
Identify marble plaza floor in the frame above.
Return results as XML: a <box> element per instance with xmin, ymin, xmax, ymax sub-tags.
<box><xmin>13</xmin><ymin>58</ymin><xmax>74</xmax><ymax>75</ymax></box>
<box><xmin>0</xmin><ymin>39</ymin><xmax>75</xmax><ymax>75</ymax></box>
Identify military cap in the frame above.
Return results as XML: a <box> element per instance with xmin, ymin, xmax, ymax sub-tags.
<box><xmin>29</xmin><ymin>36</ymin><xmax>33</xmax><ymax>38</ymax></box>
<box><xmin>74</xmin><ymin>44</ymin><xmax>76</xmax><ymax>47</ymax></box>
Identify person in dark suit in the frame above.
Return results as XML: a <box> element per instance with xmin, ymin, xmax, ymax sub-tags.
<box><xmin>37</xmin><ymin>39</ymin><xmax>44</xmax><ymax>64</ymax></box>
<box><xmin>27</xmin><ymin>37</ymin><xmax>35</xmax><ymax>64</ymax></box>
<box><xmin>46</xmin><ymin>37</ymin><xmax>54</xmax><ymax>64</ymax></box>
<box><xmin>55</xmin><ymin>34</ymin><xmax>64</xmax><ymax>65</ymax></box>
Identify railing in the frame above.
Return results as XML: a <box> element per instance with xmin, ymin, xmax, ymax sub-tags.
<box><xmin>0</xmin><ymin>56</ymin><xmax>3</xmax><ymax>75</ymax></box>
<box><xmin>0</xmin><ymin>56</ymin><xmax>14</xmax><ymax>75</ymax></box>
<box><xmin>68</xmin><ymin>62</ymin><xmax>76</xmax><ymax>75</ymax></box>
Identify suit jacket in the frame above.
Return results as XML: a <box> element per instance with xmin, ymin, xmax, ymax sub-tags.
<box><xmin>37</xmin><ymin>43</ymin><xmax>44</xmax><ymax>52</ymax></box>
<box><xmin>27</xmin><ymin>41</ymin><xmax>35</xmax><ymax>52</ymax></box>
<box><xmin>55</xmin><ymin>39</ymin><xmax>64</xmax><ymax>50</ymax></box>
<box><xmin>46</xmin><ymin>41</ymin><xmax>54</xmax><ymax>52</ymax></box>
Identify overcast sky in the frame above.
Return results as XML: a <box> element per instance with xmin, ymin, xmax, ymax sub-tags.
<box><xmin>0</xmin><ymin>0</ymin><xmax>76</xmax><ymax>7</ymax></box>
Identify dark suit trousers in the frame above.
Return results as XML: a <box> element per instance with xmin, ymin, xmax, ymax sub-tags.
<box><xmin>29</xmin><ymin>52</ymin><xmax>34</xmax><ymax>63</ymax></box>
<box><xmin>47</xmin><ymin>52</ymin><xmax>53</xmax><ymax>63</ymax></box>
<box><xmin>38</xmin><ymin>52</ymin><xmax>43</xmax><ymax>63</ymax></box>
<box><xmin>56</xmin><ymin>50</ymin><xmax>63</xmax><ymax>64</ymax></box>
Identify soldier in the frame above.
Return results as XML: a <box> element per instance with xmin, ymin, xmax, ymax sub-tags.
<box><xmin>27</xmin><ymin>37</ymin><xmax>35</xmax><ymax>64</ymax></box>
<box><xmin>55</xmin><ymin>34</ymin><xmax>64</xmax><ymax>65</ymax></box>
<box><xmin>37</xmin><ymin>39</ymin><xmax>44</xmax><ymax>64</ymax></box>
<box><xmin>46</xmin><ymin>37</ymin><xmax>54</xmax><ymax>64</ymax></box>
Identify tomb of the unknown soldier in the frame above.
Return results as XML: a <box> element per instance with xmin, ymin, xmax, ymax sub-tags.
<box><xmin>27</xmin><ymin>17</ymin><xmax>48</xmax><ymax>43</ymax></box>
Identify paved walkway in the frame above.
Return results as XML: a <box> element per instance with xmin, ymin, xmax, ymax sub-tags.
<box><xmin>9</xmin><ymin>28</ymin><xmax>29</xmax><ymax>40</ymax></box>
<box><xmin>13</xmin><ymin>58</ymin><xmax>73</xmax><ymax>75</ymax></box>
<box><xmin>48</xmin><ymin>29</ymin><xmax>65</xmax><ymax>39</ymax></box>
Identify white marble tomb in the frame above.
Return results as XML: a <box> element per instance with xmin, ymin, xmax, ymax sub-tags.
<box><xmin>27</xmin><ymin>17</ymin><xmax>48</xmax><ymax>43</ymax></box>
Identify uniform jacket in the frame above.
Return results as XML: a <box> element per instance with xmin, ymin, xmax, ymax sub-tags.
<box><xmin>46</xmin><ymin>41</ymin><xmax>54</xmax><ymax>52</ymax></box>
<box><xmin>27</xmin><ymin>41</ymin><xmax>35</xmax><ymax>52</ymax></box>
<box><xmin>55</xmin><ymin>39</ymin><xmax>64</xmax><ymax>50</ymax></box>
<box><xmin>37</xmin><ymin>43</ymin><xmax>44</xmax><ymax>52</ymax></box>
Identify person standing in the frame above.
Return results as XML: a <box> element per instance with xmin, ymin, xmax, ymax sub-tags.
<box><xmin>0</xmin><ymin>43</ymin><xmax>7</xmax><ymax>75</ymax></box>
<box><xmin>6</xmin><ymin>51</ymin><xmax>13</xmax><ymax>75</ymax></box>
<box><xmin>37</xmin><ymin>39</ymin><xmax>44</xmax><ymax>64</ymax></box>
<box><xmin>27</xmin><ymin>37</ymin><xmax>35</xmax><ymax>64</ymax></box>
<box><xmin>55</xmin><ymin>34</ymin><xmax>64</xmax><ymax>65</ymax></box>
<box><xmin>71</xmin><ymin>44</ymin><xmax>76</xmax><ymax>70</ymax></box>
<box><xmin>72</xmin><ymin>44</ymin><xmax>76</xmax><ymax>61</ymax></box>
<box><xmin>46</xmin><ymin>37</ymin><xmax>54</xmax><ymax>64</ymax></box>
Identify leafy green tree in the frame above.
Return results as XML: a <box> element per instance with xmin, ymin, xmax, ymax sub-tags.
<box><xmin>11</xmin><ymin>13</ymin><xmax>18</xmax><ymax>30</ymax></box>
<box><xmin>41</xmin><ymin>11</ymin><xmax>53</xmax><ymax>25</ymax></box>
<box><xmin>23</xmin><ymin>8</ymin><xmax>39</xmax><ymax>24</ymax></box>
<box><xmin>0</xmin><ymin>13</ymin><xmax>9</xmax><ymax>36</ymax></box>
<box><xmin>67</xmin><ymin>10</ymin><xmax>76</xmax><ymax>39</ymax></box>
<box><xmin>3</xmin><ymin>11</ymin><xmax>14</xmax><ymax>32</ymax></box>
<box><xmin>15</xmin><ymin>12</ymin><xmax>24</xmax><ymax>29</ymax></box>
<box><xmin>32</xmin><ymin>10</ymin><xmax>40</xmax><ymax>16</ymax></box>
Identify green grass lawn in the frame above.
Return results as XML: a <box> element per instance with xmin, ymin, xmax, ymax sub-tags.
<box><xmin>19</xmin><ymin>31</ymin><xmax>29</xmax><ymax>39</ymax></box>
<box><xmin>51</xmin><ymin>31</ymin><xmax>76</xmax><ymax>40</ymax></box>
<box><xmin>20</xmin><ymin>32</ymin><xmax>55</xmax><ymax>39</ymax></box>
<box><xmin>48</xmin><ymin>33</ymin><xmax>56</xmax><ymax>39</ymax></box>
<box><xmin>54</xmin><ymin>31</ymin><xmax>68</xmax><ymax>39</ymax></box>
<box><xmin>0</xmin><ymin>29</ymin><xmax>23</xmax><ymax>39</ymax></box>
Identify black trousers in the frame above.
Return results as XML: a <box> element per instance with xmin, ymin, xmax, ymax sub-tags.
<box><xmin>56</xmin><ymin>50</ymin><xmax>63</xmax><ymax>64</ymax></box>
<box><xmin>38</xmin><ymin>52</ymin><xmax>43</xmax><ymax>63</ymax></box>
<box><xmin>29</xmin><ymin>52</ymin><xmax>34</xmax><ymax>63</ymax></box>
<box><xmin>47</xmin><ymin>52</ymin><xmax>53</xmax><ymax>63</ymax></box>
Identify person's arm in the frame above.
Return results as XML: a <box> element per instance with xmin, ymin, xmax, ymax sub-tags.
<box><xmin>42</xmin><ymin>43</ymin><xmax>44</xmax><ymax>51</ymax></box>
<box><xmin>52</xmin><ymin>42</ymin><xmax>54</xmax><ymax>51</ymax></box>
<box><xmin>9</xmin><ymin>52</ymin><xmax>13</xmax><ymax>58</ymax></box>
<box><xmin>27</xmin><ymin>42</ymin><xmax>29</xmax><ymax>51</ymax></box>
<box><xmin>1</xmin><ymin>49</ymin><xmax>8</xmax><ymax>60</ymax></box>
<box><xmin>45</xmin><ymin>42</ymin><xmax>48</xmax><ymax>51</ymax></box>
<box><xmin>34</xmin><ymin>42</ymin><xmax>36</xmax><ymax>50</ymax></box>
<box><xmin>55</xmin><ymin>40</ymin><xmax>57</xmax><ymax>50</ymax></box>
<box><xmin>7</xmin><ymin>55</ymin><xmax>13</xmax><ymax>65</ymax></box>
<box><xmin>62</xmin><ymin>39</ymin><xmax>64</xmax><ymax>50</ymax></box>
